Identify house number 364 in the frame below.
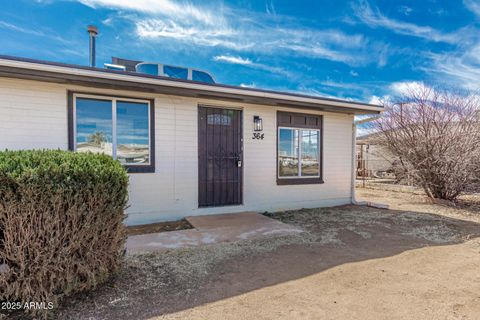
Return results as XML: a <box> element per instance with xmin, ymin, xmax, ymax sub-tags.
<box><xmin>252</xmin><ymin>133</ymin><xmax>264</xmax><ymax>140</ymax></box>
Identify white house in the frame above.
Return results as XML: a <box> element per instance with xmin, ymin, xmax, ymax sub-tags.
<box><xmin>0</xmin><ymin>55</ymin><xmax>382</xmax><ymax>225</ymax></box>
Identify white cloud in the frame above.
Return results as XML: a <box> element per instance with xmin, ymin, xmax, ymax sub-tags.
<box><xmin>354</xmin><ymin>0</ymin><xmax>458</xmax><ymax>43</ymax></box>
<box><xmin>135</xmin><ymin>18</ymin><xmax>373</xmax><ymax>64</ymax></box>
<box><xmin>367</xmin><ymin>82</ymin><xmax>434</xmax><ymax>105</ymax></box>
<box><xmin>101</xmin><ymin>17</ymin><xmax>114</xmax><ymax>26</ymax></box>
<box><xmin>464</xmin><ymin>0</ymin><xmax>480</xmax><ymax>16</ymax></box>
<box><xmin>265</xmin><ymin>1</ymin><xmax>277</xmax><ymax>16</ymax></box>
<box><xmin>135</xmin><ymin>19</ymin><xmax>249</xmax><ymax>50</ymax></box>
<box><xmin>425</xmin><ymin>44</ymin><xmax>480</xmax><ymax>91</ymax></box>
<box><xmin>0</xmin><ymin>20</ymin><xmax>70</xmax><ymax>44</ymax></box>
<box><xmin>398</xmin><ymin>5</ymin><xmax>413</xmax><ymax>16</ymax></box>
<box><xmin>213</xmin><ymin>55</ymin><xmax>292</xmax><ymax>77</ymax></box>
<box><xmin>319</xmin><ymin>80</ymin><xmax>365</xmax><ymax>91</ymax></box>
<box><xmin>214</xmin><ymin>55</ymin><xmax>252</xmax><ymax>65</ymax></box>
<box><xmin>75</xmin><ymin>0</ymin><xmax>388</xmax><ymax>67</ymax></box>
<box><xmin>368</xmin><ymin>95</ymin><xmax>385</xmax><ymax>105</ymax></box>
<box><xmin>78</xmin><ymin>0</ymin><xmax>223</xmax><ymax>26</ymax></box>
<box><xmin>0</xmin><ymin>20</ymin><xmax>45</xmax><ymax>36</ymax></box>
<box><xmin>390</xmin><ymin>81</ymin><xmax>428</xmax><ymax>95</ymax></box>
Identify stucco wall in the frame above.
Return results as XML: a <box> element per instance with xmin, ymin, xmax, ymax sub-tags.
<box><xmin>0</xmin><ymin>77</ymin><xmax>354</xmax><ymax>225</ymax></box>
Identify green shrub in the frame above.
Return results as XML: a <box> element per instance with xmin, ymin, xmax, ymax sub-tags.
<box><xmin>0</xmin><ymin>150</ymin><xmax>129</xmax><ymax>317</ymax></box>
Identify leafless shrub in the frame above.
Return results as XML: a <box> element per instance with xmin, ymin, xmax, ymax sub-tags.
<box><xmin>372</xmin><ymin>85</ymin><xmax>480</xmax><ymax>200</ymax></box>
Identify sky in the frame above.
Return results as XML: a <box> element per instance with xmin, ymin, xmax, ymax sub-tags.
<box><xmin>1</xmin><ymin>0</ymin><xmax>479</xmax><ymax>104</ymax></box>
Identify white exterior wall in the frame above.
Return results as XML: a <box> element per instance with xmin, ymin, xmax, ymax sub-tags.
<box><xmin>0</xmin><ymin>78</ymin><xmax>354</xmax><ymax>225</ymax></box>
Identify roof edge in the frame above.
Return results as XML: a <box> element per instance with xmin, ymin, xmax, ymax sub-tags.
<box><xmin>0</xmin><ymin>55</ymin><xmax>383</xmax><ymax>113</ymax></box>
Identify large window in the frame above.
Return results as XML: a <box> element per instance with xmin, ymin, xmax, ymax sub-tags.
<box><xmin>70</xmin><ymin>93</ymin><xmax>155</xmax><ymax>173</ymax></box>
<box><xmin>277</xmin><ymin>112</ymin><xmax>322</xmax><ymax>185</ymax></box>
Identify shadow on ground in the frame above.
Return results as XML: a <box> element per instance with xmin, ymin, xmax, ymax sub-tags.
<box><xmin>56</xmin><ymin>204</ymin><xmax>480</xmax><ymax>320</ymax></box>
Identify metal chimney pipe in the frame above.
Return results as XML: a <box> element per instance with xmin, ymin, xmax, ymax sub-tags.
<box><xmin>87</xmin><ymin>25</ymin><xmax>98</xmax><ymax>67</ymax></box>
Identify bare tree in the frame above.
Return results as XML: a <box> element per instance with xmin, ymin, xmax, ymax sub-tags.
<box><xmin>372</xmin><ymin>85</ymin><xmax>480</xmax><ymax>200</ymax></box>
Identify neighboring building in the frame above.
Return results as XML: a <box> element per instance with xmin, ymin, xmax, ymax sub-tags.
<box><xmin>0</xmin><ymin>55</ymin><xmax>382</xmax><ymax>225</ymax></box>
<box><xmin>356</xmin><ymin>132</ymin><xmax>395</xmax><ymax>179</ymax></box>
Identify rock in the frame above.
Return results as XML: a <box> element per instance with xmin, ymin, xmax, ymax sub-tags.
<box><xmin>0</xmin><ymin>263</ymin><xmax>9</xmax><ymax>273</ymax></box>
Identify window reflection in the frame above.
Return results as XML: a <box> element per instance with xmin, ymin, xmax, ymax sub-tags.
<box><xmin>116</xmin><ymin>101</ymin><xmax>150</xmax><ymax>164</ymax></box>
<box><xmin>278</xmin><ymin>128</ymin><xmax>299</xmax><ymax>177</ymax></box>
<box><xmin>278</xmin><ymin>128</ymin><xmax>320</xmax><ymax>178</ymax></box>
<box><xmin>136</xmin><ymin>63</ymin><xmax>159</xmax><ymax>76</ymax></box>
<box><xmin>75</xmin><ymin>96</ymin><xmax>151</xmax><ymax>166</ymax></box>
<box><xmin>163</xmin><ymin>65</ymin><xmax>188</xmax><ymax>79</ymax></box>
<box><xmin>192</xmin><ymin>70</ymin><xmax>215</xmax><ymax>83</ymax></box>
<box><xmin>76</xmin><ymin>98</ymin><xmax>113</xmax><ymax>156</ymax></box>
<box><xmin>301</xmin><ymin>130</ymin><xmax>320</xmax><ymax>176</ymax></box>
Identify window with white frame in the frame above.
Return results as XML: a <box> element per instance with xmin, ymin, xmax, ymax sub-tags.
<box><xmin>72</xmin><ymin>94</ymin><xmax>153</xmax><ymax>170</ymax></box>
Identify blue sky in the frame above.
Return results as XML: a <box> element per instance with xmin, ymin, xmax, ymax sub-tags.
<box><xmin>1</xmin><ymin>0</ymin><xmax>479</xmax><ymax>104</ymax></box>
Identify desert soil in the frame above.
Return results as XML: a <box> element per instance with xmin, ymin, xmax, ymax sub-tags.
<box><xmin>127</xmin><ymin>219</ymin><xmax>193</xmax><ymax>236</ymax></box>
<box><xmin>55</xmin><ymin>188</ymin><xmax>480</xmax><ymax>320</ymax></box>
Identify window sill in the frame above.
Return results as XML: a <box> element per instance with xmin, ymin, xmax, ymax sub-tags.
<box><xmin>125</xmin><ymin>165</ymin><xmax>155</xmax><ymax>173</ymax></box>
<box><xmin>276</xmin><ymin>177</ymin><xmax>324</xmax><ymax>185</ymax></box>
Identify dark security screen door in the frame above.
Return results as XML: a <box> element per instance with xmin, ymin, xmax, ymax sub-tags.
<box><xmin>198</xmin><ymin>106</ymin><xmax>243</xmax><ymax>207</ymax></box>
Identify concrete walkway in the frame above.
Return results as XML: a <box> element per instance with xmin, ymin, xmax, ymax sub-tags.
<box><xmin>126</xmin><ymin>212</ymin><xmax>303</xmax><ymax>254</ymax></box>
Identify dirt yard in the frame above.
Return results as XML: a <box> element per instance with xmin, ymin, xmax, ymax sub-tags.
<box><xmin>55</xmin><ymin>188</ymin><xmax>480</xmax><ymax>320</ymax></box>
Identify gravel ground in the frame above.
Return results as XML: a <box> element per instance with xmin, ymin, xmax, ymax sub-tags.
<box><xmin>357</xmin><ymin>187</ymin><xmax>480</xmax><ymax>223</ymax></box>
<box><xmin>43</xmin><ymin>189</ymin><xmax>480</xmax><ymax>319</ymax></box>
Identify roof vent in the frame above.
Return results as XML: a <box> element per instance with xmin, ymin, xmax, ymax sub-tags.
<box><xmin>87</xmin><ymin>25</ymin><xmax>98</xmax><ymax>67</ymax></box>
<box><xmin>104</xmin><ymin>63</ymin><xmax>126</xmax><ymax>71</ymax></box>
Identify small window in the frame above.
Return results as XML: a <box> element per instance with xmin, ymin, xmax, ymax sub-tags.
<box><xmin>277</xmin><ymin>112</ymin><xmax>322</xmax><ymax>185</ymax></box>
<box><xmin>192</xmin><ymin>70</ymin><xmax>215</xmax><ymax>83</ymax></box>
<box><xmin>71</xmin><ymin>93</ymin><xmax>154</xmax><ymax>173</ymax></box>
<box><xmin>136</xmin><ymin>63</ymin><xmax>159</xmax><ymax>76</ymax></box>
<box><xmin>163</xmin><ymin>65</ymin><xmax>188</xmax><ymax>79</ymax></box>
<box><xmin>207</xmin><ymin>113</ymin><xmax>231</xmax><ymax>126</ymax></box>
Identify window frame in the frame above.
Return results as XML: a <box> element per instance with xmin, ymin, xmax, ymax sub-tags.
<box><xmin>276</xmin><ymin>111</ymin><xmax>323</xmax><ymax>185</ymax></box>
<box><xmin>278</xmin><ymin>127</ymin><xmax>321</xmax><ymax>179</ymax></box>
<box><xmin>68</xmin><ymin>91</ymin><xmax>155</xmax><ymax>173</ymax></box>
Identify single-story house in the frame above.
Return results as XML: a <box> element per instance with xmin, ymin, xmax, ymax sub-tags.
<box><xmin>0</xmin><ymin>55</ymin><xmax>383</xmax><ymax>225</ymax></box>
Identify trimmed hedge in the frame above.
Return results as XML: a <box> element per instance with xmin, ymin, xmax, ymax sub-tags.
<box><xmin>0</xmin><ymin>150</ymin><xmax>128</xmax><ymax>317</ymax></box>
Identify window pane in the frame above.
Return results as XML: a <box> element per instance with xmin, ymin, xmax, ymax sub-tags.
<box><xmin>76</xmin><ymin>98</ymin><xmax>112</xmax><ymax>155</ymax></box>
<box><xmin>192</xmin><ymin>70</ymin><xmax>215</xmax><ymax>83</ymax></box>
<box><xmin>116</xmin><ymin>101</ymin><xmax>150</xmax><ymax>164</ymax></box>
<box><xmin>301</xmin><ymin>130</ymin><xmax>320</xmax><ymax>176</ymax></box>
<box><xmin>207</xmin><ymin>113</ymin><xmax>231</xmax><ymax>125</ymax></box>
<box><xmin>278</xmin><ymin>128</ymin><xmax>299</xmax><ymax>177</ymax></box>
<box><xmin>163</xmin><ymin>65</ymin><xmax>188</xmax><ymax>79</ymax></box>
<box><xmin>136</xmin><ymin>63</ymin><xmax>159</xmax><ymax>76</ymax></box>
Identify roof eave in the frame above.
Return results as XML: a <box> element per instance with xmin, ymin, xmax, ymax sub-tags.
<box><xmin>0</xmin><ymin>56</ymin><xmax>383</xmax><ymax>115</ymax></box>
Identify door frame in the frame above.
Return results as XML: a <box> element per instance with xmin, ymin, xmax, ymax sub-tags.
<box><xmin>197</xmin><ymin>104</ymin><xmax>244</xmax><ymax>208</ymax></box>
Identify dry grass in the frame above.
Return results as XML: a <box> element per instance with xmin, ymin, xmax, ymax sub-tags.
<box><xmin>55</xmin><ymin>233</ymin><xmax>313</xmax><ymax>320</ymax></box>
<box><xmin>357</xmin><ymin>187</ymin><xmax>480</xmax><ymax>223</ymax></box>
<box><xmin>127</xmin><ymin>219</ymin><xmax>193</xmax><ymax>236</ymax></box>
<box><xmin>51</xmin><ymin>188</ymin><xmax>480</xmax><ymax>320</ymax></box>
